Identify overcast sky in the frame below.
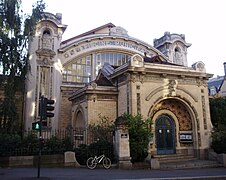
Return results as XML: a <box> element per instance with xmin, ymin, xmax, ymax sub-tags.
<box><xmin>22</xmin><ymin>0</ymin><xmax>226</xmax><ymax>78</ymax></box>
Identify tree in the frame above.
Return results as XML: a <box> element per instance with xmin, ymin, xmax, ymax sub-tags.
<box><xmin>209</xmin><ymin>97</ymin><xmax>226</xmax><ymax>129</ymax></box>
<box><xmin>0</xmin><ymin>0</ymin><xmax>45</xmax><ymax>132</ymax></box>
<box><xmin>209</xmin><ymin>97</ymin><xmax>226</xmax><ymax>153</ymax></box>
<box><xmin>123</xmin><ymin>113</ymin><xmax>152</xmax><ymax>162</ymax></box>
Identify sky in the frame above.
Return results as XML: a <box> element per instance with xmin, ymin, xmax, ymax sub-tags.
<box><xmin>22</xmin><ymin>0</ymin><xmax>226</xmax><ymax>78</ymax></box>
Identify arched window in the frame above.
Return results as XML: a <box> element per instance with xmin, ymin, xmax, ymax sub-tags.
<box><xmin>174</xmin><ymin>47</ymin><xmax>181</xmax><ymax>53</ymax></box>
<box><xmin>43</xmin><ymin>29</ymin><xmax>51</xmax><ymax>36</ymax></box>
<box><xmin>42</xmin><ymin>29</ymin><xmax>53</xmax><ymax>50</ymax></box>
<box><xmin>63</xmin><ymin>51</ymin><xmax>131</xmax><ymax>83</ymax></box>
<box><xmin>174</xmin><ymin>47</ymin><xmax>182</xmax><ymax>64</ymax></box>
<box><xmin>75</xmin><ymin>111</ymin><xmax>85</xmax><ymax>128</ymax></box>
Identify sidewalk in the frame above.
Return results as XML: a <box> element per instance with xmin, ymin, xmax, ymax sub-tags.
<box><xmin>1</xmin><ymin>167</ymin><xmax>226</xmax><ymax>180</ymax></box>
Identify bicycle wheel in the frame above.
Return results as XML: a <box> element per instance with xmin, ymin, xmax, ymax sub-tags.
<box><xmin>102</xmin><ymin>157</ymin><xmax>111</xmax><ymax>169</ymax></box>
<box><xmin>87</xmin><ymin>157</ymin><xmax>97</xmax><ymax>169</ymax></box>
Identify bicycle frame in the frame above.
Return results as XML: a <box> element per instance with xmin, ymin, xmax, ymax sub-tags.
<box><xmin>87</xmin><ymin>154</ymin><xmax>111</xmax><ymax>169</ymax></box>
<box><xmin>94</xmin><ymin>154</ymin><xmax>105</xmax><ymax>163</ymax></box>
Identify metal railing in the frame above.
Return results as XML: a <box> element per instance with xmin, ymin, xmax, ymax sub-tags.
<box><xmin>0</xmin><ymin>127</ymin><xmax>114</xmax><ymax>157</ymax></box>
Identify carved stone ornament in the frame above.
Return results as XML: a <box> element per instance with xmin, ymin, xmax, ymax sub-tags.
<box><xmin>192</xmin><ymin>61</ymin><xmax>206</xmax><ymax>72</ymax></box>
<box><xmin>36</xmin><ymin>49</ymin><xmax>56</xmax><ymax>57</ymax></box>
<box><xmin>36</xmin><ymin>58</ymin><xmax>54</xmax><ymax>66</ymax></box>
<box><xmin>64</xmin><ymin>53</ymin><xmax>69</xmax><ymax>58</ymax></box>
<box><xmin>109</xmin><ymin>26</ymin><xmax>128</xmax><ymax>37</ymax></box>
<box><xmin>130</xmin><ymin>54</ymin><xmax>144</xmax><ymax>67</ymax></box>
<box><xmin>134</xmin><ymin>55</ymin><xmax>142</xmax><ymax>62</ymax></box>
<box><xmin>167</xmin><ymin>80</ymin><xmax>177</xmax><ymax>97</ymax></box>
<box><xmin>91</xmin><ymin>82</ymin><xmax>97</xmax><ymax>89</ymax></box>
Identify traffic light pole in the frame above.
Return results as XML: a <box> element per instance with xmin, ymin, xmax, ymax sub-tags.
<box><xmin>37</xmin><ymin>96</ymin><xmax>43</xmax><ymax>178</ymax></box>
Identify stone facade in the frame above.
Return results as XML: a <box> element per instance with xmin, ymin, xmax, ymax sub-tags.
<box><xmin>69</xmin><ymin>54</ymin><xmax>213</xmax><ymax>158</ymax></box>
<box><xmin>24</xmin><ymin>12</ymin><xmax>213</xmax><ymax>159</ymax></box>
<box><xmin>69</xmin><ymin>84</ymin><xmax>118</xmax><ymax>128</ymax></box>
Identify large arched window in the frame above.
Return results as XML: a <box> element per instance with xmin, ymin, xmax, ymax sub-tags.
<box><xmin>41</xmin><ymin>28</ymin><xmax>53</xmax><ymax>50</ymax></box>
<box><xmin>63</xmin><ymin>51</ymin><xmax>131</xmax><ymax>83</ymax></box>
<box><xmin>174</xmin><ymin>46</ymin><xmax>182</xmax><ymax>65</ymax></box>
<box><xmin>63</xmin><ymin>55</ymin><xmax>91</xmax><ymax>83</ymax></box>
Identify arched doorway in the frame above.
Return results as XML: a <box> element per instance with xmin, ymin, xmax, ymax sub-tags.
<box><xmin>75</xmin><ymin>111</ymin><xmax>85</xmax><ymax>128</ymax></box>
<box><xmin>156</xmin><ymin>114</ymin><xmax>175</xmax><ymax>155</ymax></box>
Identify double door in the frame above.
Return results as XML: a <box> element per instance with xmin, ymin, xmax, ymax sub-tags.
<box><xmin>156</xmin><ymin>115</ymin><xmax>175</xmax><ymax>155</ymax></box>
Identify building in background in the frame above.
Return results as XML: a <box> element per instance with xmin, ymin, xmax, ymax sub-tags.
<box><xmin>25</xmin><ymin>12</ymin><xmax>213</xmax><ymax>158</ymax></box>
<box><xmin>208</xmin><ymin>62</ymin><xmax>226</xmax><ymax>97</ymax></box>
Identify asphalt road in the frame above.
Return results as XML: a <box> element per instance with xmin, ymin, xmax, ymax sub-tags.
<box><xmin>1</xmin><ymin>167</ymin><xmax>226</xmax><ymax>180</ymax></box>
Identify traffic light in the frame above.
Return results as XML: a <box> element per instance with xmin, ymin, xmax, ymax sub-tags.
<box><xmin>32</xmin><ymin>121</ymin><xmax>40</xmax><ymax>130</ymax></box>
<box><xmin>43</xmin><ymin>97</ymin><xmax>55</xmax><ymax>120</ymax></box>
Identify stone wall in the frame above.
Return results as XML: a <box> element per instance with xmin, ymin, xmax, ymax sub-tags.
<box><xmin>0</xmin><ymin>155</ymin><xmax>64</xmax><ymax>167</ymax></box>
<box><xmin>59</xmin><ymin>96</ymin><xmax>72</xmax><ymax>129</ymax></box>
<box><xmin>118</xmin><ymin>83</ymin><xmax>128</xmax><ymax>116</ymax></box>
<box><xmin>88</xmin><ymin>96</ymin><xmax>117</xmax><ymax>124</ymax></box>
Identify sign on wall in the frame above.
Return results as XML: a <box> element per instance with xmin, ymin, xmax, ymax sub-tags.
<box><xmin>179</xmin><ymin>133</ymin><xmax>193</xmax><ymax>143</ymax></box>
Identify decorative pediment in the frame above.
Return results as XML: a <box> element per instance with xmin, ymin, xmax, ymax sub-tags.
<box><xmin>192</xmin><ymin>61</ymin><xmax>206</xmax><ymax>72</ymax></box>
<box><xmin>109</xmin><ymin>26</ymin><xmax>128</xmax><ymax>37</ymax></box>
<box><xmin>129</xmin><ymin>54</ymin><xmax>144</xmax><ymax>67</ymax></box>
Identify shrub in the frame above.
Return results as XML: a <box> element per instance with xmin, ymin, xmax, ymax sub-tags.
<box><xmin>0</xmin><ymin>130</ymin><xmax>74</xmax><ymax>156</ymax></box>
<box><xmin>75</xmin><ymin>140</ymin><xmax>114</xmax><ymax>165</ymax></box>
<box><xmin>209</xmin><ymin>97</ymin><xmax>226</xmax><ymax>153</ymax></box>
<box><xmin>74</xmin><ymin>144</ymin><xmax>89</xmax><ymax>165</ymax></box>
<box><xmin>211</xmin><ymin>128</ymin><xmax>226</xmax><ymax>154</ymax></box>
<box><xmin>123</xmin><ymin>113</ymin><xmax>152</xmax><ymax>163</ymax></box>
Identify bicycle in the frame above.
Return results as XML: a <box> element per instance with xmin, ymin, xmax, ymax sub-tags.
<box><xmin>86</xmin><ymin>154</ymin><xmax>111</xmax><ymax>169</ymax></box>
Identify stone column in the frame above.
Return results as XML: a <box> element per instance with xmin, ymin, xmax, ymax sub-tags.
<box><xmin>114</xmin><ymin>116</ymin><xmax>132</xmax><ymax>169</ymax></box>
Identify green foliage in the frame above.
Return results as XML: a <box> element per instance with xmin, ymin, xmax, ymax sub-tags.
<box><xmin>209</xmin><ymin>97</ymin><xmax>226</xmax><ymax>153</ymax></box>
<box><xmin>209</xmin><ymin>98</ymin><xmax>226</xmax><ymax>129</ymax></box>
<box><xmin>0</xmin><ymin>131</ymin><xmax>38</xmax><ymax>156</ymax></box>
<box><xmin>75</xmin><ymin>140</ymin><xmax>114</xmax><ymax>166</ymax></box>
<box><xmin>42</xmin><ymin>135</ymin><xmax>73</xmax><ymax>153</ymax></box>
<box><xmin>123</xmin><ymin>113</ymin><xmax>152</xmax><ymax>162</ymax></box>
<box><xmin>211</xmin><ymin>128</ymin><xmax>226</xmax><ymax>154</ymax></box>
<box><xmin>0</xmin><ymin>133</ymin><xmax>22</xmax><ymax>155</ymax></box>
<box><xmin>0</xmin><ymin>130</ymin><xmax>74</xmax><ymax>156</ymax></box>
<box><xmin>89</xmin><ymin>114</ymin><xmax>115</xmax><ymax>142</ymax></box>
<box><xmin>0</xmin><ymin>0</ymin><xmax>45</xmax><ymax>132</ymax></box>
<box><xmin>75</xmin><ymin>115</ymin><xmax>115</xmax><ymax>165</ymax></box>
<box><xmin>74</xmin><ymin>144</ymin><xmax>89</xmax><ymax>165</ymax></box>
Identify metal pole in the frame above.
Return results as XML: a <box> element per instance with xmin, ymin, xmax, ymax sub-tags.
<box><xmin>37</xmin><ymin>96</ymin><xmax>43</xmax><ymax>178</ymax></box>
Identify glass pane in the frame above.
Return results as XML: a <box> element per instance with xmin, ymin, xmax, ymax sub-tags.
<box><xmin>77</xmin><ymin>59</ymin><xmax>82</xmax><ymax>64</ymax></box>
<box><xmin>114</xmin><ymin>53</ymin><xmax>117</xmax><ymax>61</ymax></box>
<box><xmin>72</xmin><ymin>64</ymin><xmax>76</xmax><ymax>70</ymax></box>
<box><xmin>117</xmin><ymin>54</ymin><xmax>121</xmax><ymax>65</ymax></box>
<box><xmin>77</xmin><ymin>65</ymin><xmax>81</xmax><ymax>70</ymax></box>
<box><xmin>106</xmin><ymin>53</ymin><xmax>109</xmax><ymax>62</ymax></box>
<box><xmin>84</xmin><ymin>66</ymin><xmax>91</xmax><ymax>76</ymax></box>
<box><xmin>97</xmin><ymin>53</ymin><xmax>101</xmax><ymax>60</ymax></box>
<box><xmin>109</xmin><ymin>53</ymin><xmax>113</xmax><ymax>65</ymax></box>
<box><xmin>67</xmin><ymin>74</ymin><xmax>72</xmax><ymax>81</ymax></box>
<box><xmin>101</xmin><ymin>53</ymin><xmax>105</xmax><ymax>61</ymax></box>
<box><xmin>113</xmin><ymin>59</ymin><xmax>117</xmax><ymax>66</ymax></box>
<box><xmin>86</xmin><ymin>56</ymin><xmax>91</xmax><ymax>66</ymax></box>
<box><xmin>122</xmin><ymin>54</ymin><xmax>125</xmax><ymax>64</ymax></box>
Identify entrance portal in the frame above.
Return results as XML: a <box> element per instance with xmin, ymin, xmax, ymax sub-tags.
<box><xmin>156</xmin><ymin>114</ymin><xmax>175</xmax><ymax>155</ymax></box>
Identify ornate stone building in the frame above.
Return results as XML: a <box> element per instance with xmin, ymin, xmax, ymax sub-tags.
<box><xmin>25</xmin><ymin>12</ymin><xmax>213</xmax><ymax>158</ymax></box>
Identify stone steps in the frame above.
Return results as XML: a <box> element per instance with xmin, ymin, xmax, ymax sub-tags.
<box><xmin>152</xmin><ymin>154</ymin><xmax>223</xmax><ymax>170</ymax></box>
<box><xmin>160</xmin><ymin>159</ymin><xmax>223</xmax><ymax>170</ymax></box>
<box><xmin>154</xmin><ymin>154</ymin><xmax>196</xmax><ymax>163</ymax></box>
